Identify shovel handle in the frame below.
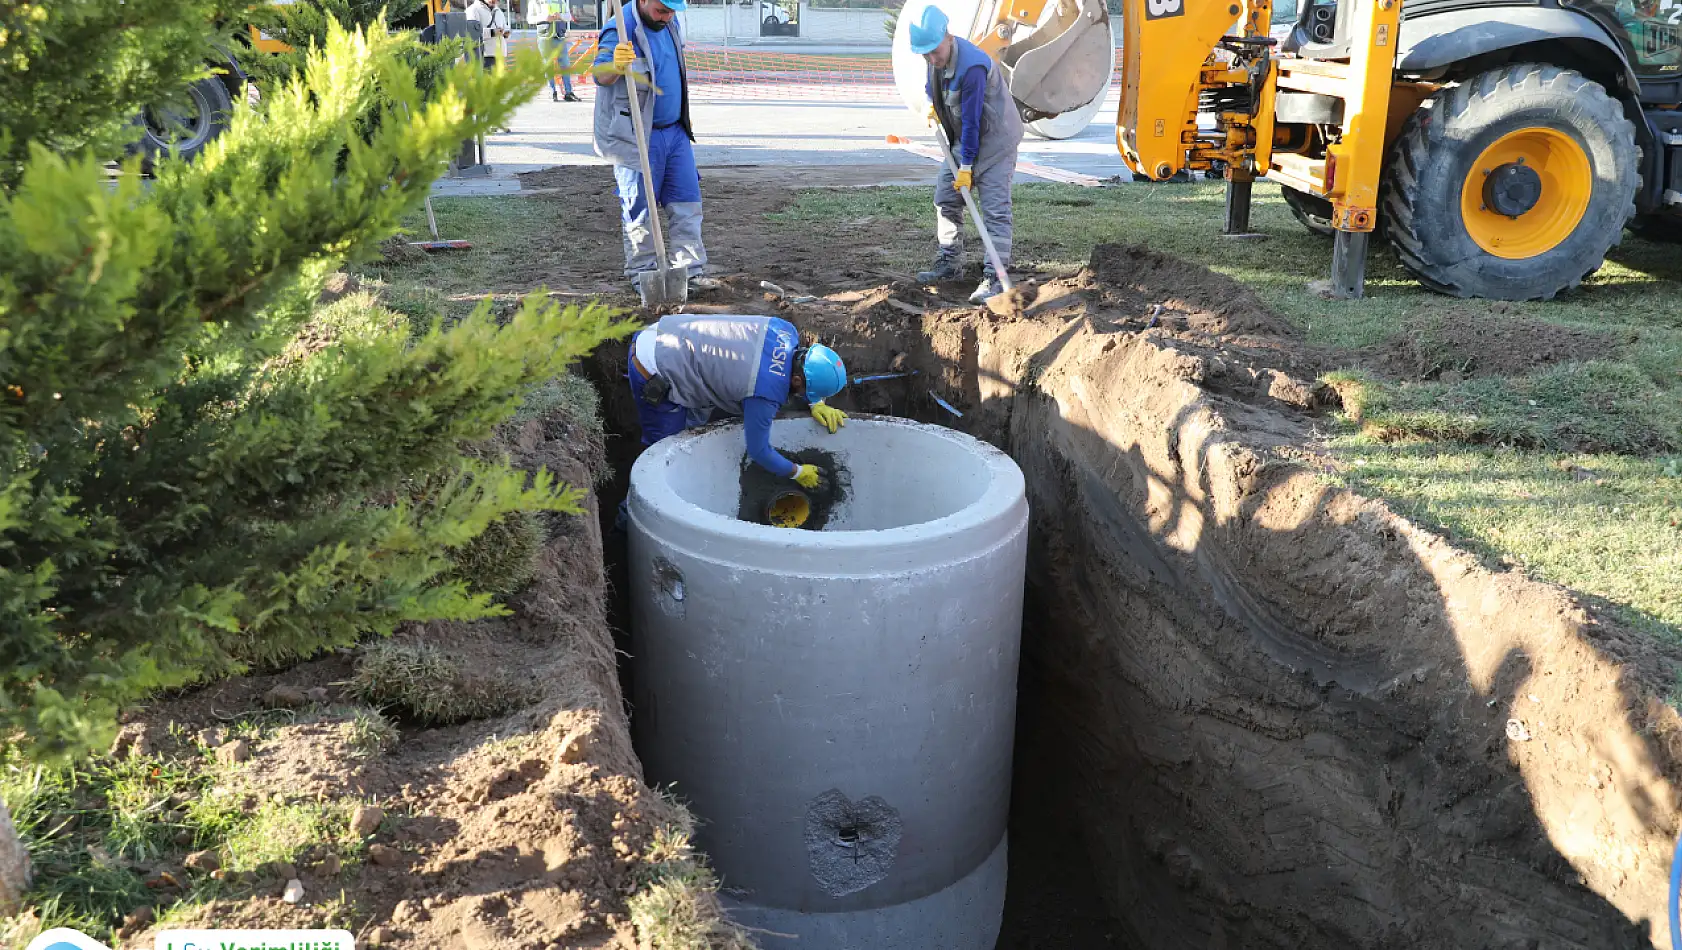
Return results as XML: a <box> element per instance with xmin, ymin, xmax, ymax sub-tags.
<box><xmin>610</xmin><ymin>0</ymin><xmax>671</xmax><ymax>270</ymax></box>
<box><xmin>933</xmin><ymin>126</ymin><xmax>1013</xmax><ymax>291</ymax></box>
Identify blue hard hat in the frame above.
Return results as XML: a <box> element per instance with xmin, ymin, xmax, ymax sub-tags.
<box><xmin>654</xmin><ymin>0</ymin><xmax>687</xmax><ymax>11</ymax></box>
<box><xmin>908</xmin><ymin>5</ymin><xmax>949</xmax><ymax>55</ymax></box>
<box><xmin>802</xmin><ymin>344</ymin><xmax>847</xmax><ymax>403</ymax></box>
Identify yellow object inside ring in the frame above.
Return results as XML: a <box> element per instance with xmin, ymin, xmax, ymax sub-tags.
<box><xmin>768</xmin><ymin>491</ymin><xmax>811</xmax><ymax>529</ymax></box>
<box><xmin>1459</xmin><ymin>127</ymin><xmax>1592</xmax><ymax>260</ymax></box>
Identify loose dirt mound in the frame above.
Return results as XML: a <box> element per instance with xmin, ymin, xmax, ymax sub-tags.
<box><xmin>1084</xmin><ymin>243</ymin><xmax>1295</xmax><ymax>337</ymax></box>
<box><xmin>1373</xmin><ymin>306</ymin><xmax>1618</xmax><ymax>381</ymax></box>
<box><xmin>116</xmin><ymin>404</ymin><xmax>684</xmax><ymax>950</ymax></box>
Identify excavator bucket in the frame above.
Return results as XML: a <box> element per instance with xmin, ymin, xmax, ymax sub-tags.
<box><xmin>973</xmin><ymin>0</ymin><xmax>1113</xmax><ymax>118</ymax></box>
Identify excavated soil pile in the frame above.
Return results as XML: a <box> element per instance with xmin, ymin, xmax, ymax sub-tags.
<box><xmin>117</xmin><ymin>400</ymin><xmax>682</xmax><ymax>950</ymax></box>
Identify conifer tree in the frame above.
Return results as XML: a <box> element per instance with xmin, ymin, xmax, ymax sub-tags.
<box><xmin>0</xmin><ymin>3</ymin><xmax>627</xmax><ymax>908</ymax></box>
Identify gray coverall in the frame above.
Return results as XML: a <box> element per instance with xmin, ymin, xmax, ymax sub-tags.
<box><xmin>929</xmin><ymin>40</ymin><xmax>1025</xmax><ymax>272</ymax></box>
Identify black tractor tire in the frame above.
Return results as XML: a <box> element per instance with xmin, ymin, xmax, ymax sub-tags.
<box><xmin>1280</xmin><ymin>184</ymin><xmax>1335</xmax><ymax>237</ymax></box>
<box><xmin>133</xmin><ymin>76</ymin><xmax>233</xmax><ymax>170</ymax></box>
<box><xmin>1381</xmin><ymin>63</ymin><xmax>1637</xmax><ymax>300</ymax></box>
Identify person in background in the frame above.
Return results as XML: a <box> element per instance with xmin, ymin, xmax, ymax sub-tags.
<box><xmin>530</xmin><ymin>0</ymin><xmax>583</xmax><ymax>101</ymax></box>
<box><xmin>907</xmin><ymin>4</ymin><xmax>1024</xmax><ymax>304</ymax></box>
<box><xmin>466</xmin><ymin>0</ymin><xmax>512</xmax><ymax>70</ymax></box>
<box><xmin>593</xmin><ymin>0</ymin><xmax>718</xmax><ymax>292</ymax></box>
<box><xmin>466</xmin><ymin>0</ymin><xmax>514</xmax><ymax>131</ymax></box>
<box><xmin>629</xmin><ymin>315</ymin><xmax>848</xmax><ymax>489</ymax></box>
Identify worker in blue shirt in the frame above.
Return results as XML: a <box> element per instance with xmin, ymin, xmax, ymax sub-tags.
<box><xmin>628</xmin><ymin>316</ymin><xmax>848</xmax><ymax>489</ymax></box>
<box><xmin>908</xmin><ymin>5</ymin><xmax>1024</xmax><ymax>304</ymax></box>
<box><xmin>593</xmin><ymin>0</ymin><xmax>716</xmax><ymax>293</ymax></box>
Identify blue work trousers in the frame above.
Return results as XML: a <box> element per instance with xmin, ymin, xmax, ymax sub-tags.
<box><xmin>628</xmin><ymin>360</ymin><xmax>710</xmax><ymax>446</ymax></box>
<box><xmin>542</xmin><ymin>29</ymin><xmax>575</xmax><ymax>96</ymax></box>
<box><xmin>614</xmin><ymin>124</ymin><xmax>707</xmax><ymax>277</ymax></box>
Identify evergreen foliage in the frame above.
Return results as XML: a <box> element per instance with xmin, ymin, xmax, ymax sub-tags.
<box><xmin>242</xmin><ymin>0</ymin><xmax>452</xmax><ymax>89</ymax></box>
<box><xmin>0</xmin><ymin>10</ymin><xmax>632</xmax><ymax>764</ymax></box>
<box><xmin>0</xmin><ymin>0</ymin><xmax>258</xmax><ymax>187</ymax></box>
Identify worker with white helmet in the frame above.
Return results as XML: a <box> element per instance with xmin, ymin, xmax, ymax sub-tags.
<box><xmin>908</xmin><ymin>4</ymin><xmax>1025</xmax><ymax>304</ymax></box>
<box><xmin>628</xmin><ymin>315</ymin><xmax>848</xmax><ymax>491</ymax></box>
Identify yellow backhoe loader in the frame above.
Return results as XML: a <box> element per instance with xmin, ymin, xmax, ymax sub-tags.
<box><xmin>1116</xmin><ymin>0</ymin><xmax>1676</xmax><ymax>301</ymax></box>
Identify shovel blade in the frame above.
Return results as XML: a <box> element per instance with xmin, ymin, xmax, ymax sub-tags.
<box><xmin>635</xmin><ymin>268</ymin><xmax>690</xmax><ymax>308</ymax></box>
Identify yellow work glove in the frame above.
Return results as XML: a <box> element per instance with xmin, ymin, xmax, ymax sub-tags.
<box><xmin>810</xmin><ymin>401</ymin><xmax>848</xmax><ymax>434</ymax></box>
<box><xmin>955</xmin><ymin>165</ymin><xmax>973</xmax><ymax>190</ymax></box>
<box><xmin>792</xmin><ymin>464</ymin><xmax>822</xmax><ymax>490</ymax></box>
<box><xmin>926</xmin><ymin>104</ymin><xmax>937</xmax><ymax>128</ymax></box>
<box><xmin>612</xmin><ymin>40</ymin><xmax>636</xmax><ymax>73</ymax></box>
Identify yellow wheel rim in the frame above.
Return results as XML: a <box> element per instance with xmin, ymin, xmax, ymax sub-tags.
<box><xmin>1460</xmin><ymin>127</ymin><xmax>1593</xmax><ymax>259</ymax></box>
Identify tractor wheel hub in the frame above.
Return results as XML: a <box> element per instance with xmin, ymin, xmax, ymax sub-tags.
<box><xmin>1483</xmin><ymin>162</ymin><xmax>1544</xmax><ymax>218</ymax></box>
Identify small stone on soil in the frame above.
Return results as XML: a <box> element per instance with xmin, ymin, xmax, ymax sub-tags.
<box><xmin>320</xmin><ymin>853</ymin><xmax>342</xmax><ymax>875</ymax></box>
<box><xmin>556</xmin><ymin>728</ymin><xmax>593</xmax><ymax>765</ymax></box>
<box><xmin>183</xmin><ymin>850</ymin><xmax>220</xmax><ymax>873</ymax></box>
<box><xmin>368</xmin><ymin>843</ymin><xmax>402</xmax><ymax>867</ymax></box>
<box><xmin>197</xmin><ymin>727</ymin><xmax>225</xmax><ymax>748</ymax></box>
<box><xmin>110</xmin><ymin>723</ymin><xmax>150</xmax><ymax>759</ymax></box>
<box><xmin>282</xmin><ymin>878</ymin><xmax>305</xmax><ymax>904</ymax></box>
<box><xmin>118</xmin><ymin>905</ymin><xmax>154</xmax><ymax>936</ymax></box>
<box><xmin>351</xmin><ymin>803</ymin><xmax>384</xmax><ymax>838</ymax></box>
<box><xmin>218</xmin><ymin>739</ymin><xmax>252</xmax><ymax>764</ymax></box>
<box><xmin>367</xmin><ymin>927</ymin><xmax>390</xmax><ymax>946</ymax></box>
<box><xmin>263</xmin><ymin>685</ymin><xmax>308</xmax><ymax>709</ymax></box>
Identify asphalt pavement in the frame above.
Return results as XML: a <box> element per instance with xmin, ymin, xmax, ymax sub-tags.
<box><xmin>434</xmin><ymin>82</ymin><xmax>1132</xmax><ymax>194</ymax></box>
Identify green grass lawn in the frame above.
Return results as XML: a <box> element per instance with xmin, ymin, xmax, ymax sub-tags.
<box><xmin>774</xmin><ymin>182</ymin><xmax>1682</xmax><ymax>641</ymax></box>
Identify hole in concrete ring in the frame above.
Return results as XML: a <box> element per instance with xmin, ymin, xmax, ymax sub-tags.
<box><xmin>766</xmin><ymin>489</ymin><xmax>812</xmax><ymax>529</ymax></box>
<box><xmin>651</xmin><ymin>556</ymin><xmax>685</xmax><ymax>617</ymax></box>
<box><xmin>834</xmin><ymin>825</ymin><xmax>860</xmax><ymax>847</ymax></box>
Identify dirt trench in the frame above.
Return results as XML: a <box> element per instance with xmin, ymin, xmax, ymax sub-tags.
<box><xmin>590</xmin><ymin>244</ymin><xmax>1682</xmax><ymax>949</ymax></box>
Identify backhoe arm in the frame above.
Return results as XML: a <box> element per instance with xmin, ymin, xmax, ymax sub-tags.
<box><xmin>1117</xmin><ymin>0</ymin><xmax>1247</xmax><ymax>180</ymax></box>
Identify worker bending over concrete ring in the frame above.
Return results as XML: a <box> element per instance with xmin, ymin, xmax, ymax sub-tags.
<box><xmin>626</xmin><ymin>315</ymin><xmax>848</xmax><ymax>511</ymax></box>
<box><xmin>909</xmin><ymin>4</ymin><xmax>1024</xmax><ymax>305</ymax></box>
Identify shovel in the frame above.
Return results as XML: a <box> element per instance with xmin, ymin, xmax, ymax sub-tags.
<box><xmin>932</xmin><ymin>124</ymin><xmax>1014</xmax><ymax>295</ymax></box>
<box><xmin>610</xmin><ymin>0</ymin><xmax>688</xmax><ymax>308</ymax></box>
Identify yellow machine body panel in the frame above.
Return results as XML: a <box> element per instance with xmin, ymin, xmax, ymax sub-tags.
<box><xmin>1116</xmin><ymin>0</ymin><xmax>1241</xmax><ymax>180</ymax></box>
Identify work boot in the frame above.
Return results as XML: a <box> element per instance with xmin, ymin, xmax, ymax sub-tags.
<box><xmin>916</xmin><ymin>255</ymin><xmax>963</xmax><ymax>284</ymax></box>
<box><xmin>551</xmin><ymin>87</ymin><xmax>559</xmax><ymax>102</ymax></box>
<box><xmin>969</xmin><ymin>269</ymin><xmax>1005</xmax><ymax>305</ymax></box>
<box><xmin>564</xmin><ymin>92</ymin><xmax>583</xmax><ymax>102</ymax></box>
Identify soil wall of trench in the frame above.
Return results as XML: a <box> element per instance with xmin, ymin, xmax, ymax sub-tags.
<box><xmin>734</xmin><ymin>250</ymin><xmax>1682</xmax><ymax>950</ymax></box>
